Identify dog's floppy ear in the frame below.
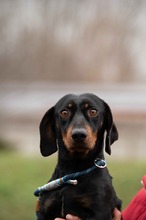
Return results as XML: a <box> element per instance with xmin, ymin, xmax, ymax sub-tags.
<box><xmin>104</xmin><ymin>102</ymin><xmax>118</xmax><ymax>155</ymax></box>
<box><xmin>39</xmin><ymin>107</ymin><xmax>57</xmax><ymax>156</ymax></box>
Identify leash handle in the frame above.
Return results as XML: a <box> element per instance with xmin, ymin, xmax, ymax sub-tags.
<box><xmin>34</xmin><ymin>178</ymin><xmax>78</xmax><ymax>197</ymax></box>
<box><xmin>34</xmin><ymin>178</ymin><xmax>63</xmax><ymax>197</ymax></box>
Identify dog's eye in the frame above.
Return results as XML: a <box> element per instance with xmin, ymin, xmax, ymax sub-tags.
<box><xmin>88</xmin><ymin>109</ymin><xmax>99</xmax><ymax>117</ymax></box>
<box><xmin>60</xmin><ymin>110</ymin><xmax>70</xmax><ymax>118</ymax></box>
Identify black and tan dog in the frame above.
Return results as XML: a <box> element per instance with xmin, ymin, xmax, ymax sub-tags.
<box><xmin>37</xmin><ymin>93</ymin><xmax>122</xmax><ymax>220</ymax></box>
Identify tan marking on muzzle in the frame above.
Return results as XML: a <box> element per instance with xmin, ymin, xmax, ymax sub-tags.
<box><xmin>62</xmin><ymin>125</ymin><xmax>97</xmax><ymax>154</ymax></box>
<box><xmin>84</xmin><ymin>125</ymin><xmax>97</xmax><ymax>151</ymax></box>
<box><xmin>62</xmin><ymin>126</ymin><xmax>74</xmax><ymax>151</ymax></box>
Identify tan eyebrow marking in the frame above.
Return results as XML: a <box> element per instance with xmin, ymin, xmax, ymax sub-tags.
<box><xmin>84</xmin><ymin>103</ymin><xmax>89</xmax><ymax>108</ymax></box>
<box><xmin>68</xmin><ymin>103</ymin><xmax>73</xmax><ymax>108</ymax></box>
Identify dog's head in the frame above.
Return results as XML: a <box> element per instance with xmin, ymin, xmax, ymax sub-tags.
<box><xmin>39</xmin><ymin>93</ymin><xmax>118</xmax><ymax>157</ymax></box>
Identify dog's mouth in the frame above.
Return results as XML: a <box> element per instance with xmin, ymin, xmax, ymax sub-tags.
<box><xmin>67</xmin><ymin>142</ymin><xmax>95</xmax><ymax>155</ymax></box>
<box><xmin>69</xmin><ymin>148</ymin><xmax>90</xmax><ymax>157</ymax></box>
<box><xmin>70</xmin><ymin>146</ymin><xmax>89</xmax><ymax>153</ymax></box>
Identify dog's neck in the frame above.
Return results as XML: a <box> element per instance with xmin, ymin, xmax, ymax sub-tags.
<box><xmin>55</xmin><ymin>137</ymin><xmax>105</xmax><ymax>175</ymax></box>
<box><xmin>57</xmin><ymin>147</ymin><xmax>104</xmax><ymax>175</ymax></box>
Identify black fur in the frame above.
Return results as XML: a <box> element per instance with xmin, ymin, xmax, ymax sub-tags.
<box><xmin>38</xmin><ymin>93</ymin><xmax>122</xmax><ymax>220</ymax></box>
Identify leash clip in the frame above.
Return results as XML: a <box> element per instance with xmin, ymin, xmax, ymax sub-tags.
<box><xmin>94</xmin><ymin>158</ymin><xmax>107</xmax><ymax>169</ymax></box>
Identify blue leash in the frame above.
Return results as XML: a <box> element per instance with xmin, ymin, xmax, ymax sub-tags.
<box><xmin>34</xmin><ymin>158</ymin><xmax>106</xmax><ymax>197</ymax></box>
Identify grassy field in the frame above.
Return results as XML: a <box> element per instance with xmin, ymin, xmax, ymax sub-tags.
<box><xmin>0</xmin><ymin>151</ymin><xmax>145</xmax><ymax>220</ymax></box>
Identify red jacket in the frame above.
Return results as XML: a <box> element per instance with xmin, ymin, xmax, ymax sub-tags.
<box><xmin>122</xmin><ymin>175</ymin><xmax>146</xmax><ymax>220</ymax></box>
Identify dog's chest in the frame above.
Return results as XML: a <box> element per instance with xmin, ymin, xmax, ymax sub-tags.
<box><xmin>51</xmin><ymin>175</ymin><xmax>108</xmax><ymax>214</ymax></box>
<box><xmin>55</xmin><ymin>180</ymin><xmax>97</xmax><ymax>217</ymax></box>
<box><xmin>41</xmin><ymin>171</ymin><xmax>116</xmax><ymax>220</ymax></box>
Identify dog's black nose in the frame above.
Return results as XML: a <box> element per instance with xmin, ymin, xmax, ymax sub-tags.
<box><xmin>72</xmin><ymin>128</ymin><xmax>87</xmax><ymax>142</ymax></box>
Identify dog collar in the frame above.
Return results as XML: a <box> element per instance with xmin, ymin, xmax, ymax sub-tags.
<box><xmin>34</xmin><ymin>158</ymin><xmax>107</xmax><ymax>197</ymax></box>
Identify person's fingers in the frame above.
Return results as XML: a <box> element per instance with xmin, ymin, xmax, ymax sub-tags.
<box><xmin>54</xmin><ymin>215</ymin><xmax>80</xmax><ymax>220</ymax></box>
<box><xmin>113</xmin><ymin>208</ymin><xmax>122</xmax><ymax>220</ymax></box>
<box><xmin>55</xmin><ymin>209</ymin><xmax>121</xmax><ymax>220</ymax></box>
<box><xmin>55</xmin><ymin>218</ymin><xmax>64</xmax><ymax>220</ymax></box>
<box><xmin>65</xmin><ymin>214</ymin><xmax>81</xmax><ymax>220</ymax></box>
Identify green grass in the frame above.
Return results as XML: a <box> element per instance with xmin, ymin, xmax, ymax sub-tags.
<box><xmin>108</xmin><ymin>159</ymin><xmax>146</xmax><ymax>209</ymax></box>
<box><xmin>0</xmin><ymin>151</ymin><xmax>145</xmax><ymax>220</ymax></box>
<box><xmin>0</xmin><ymin>152</ymin><xmax>57</xmax><ymax>220</ymax></box>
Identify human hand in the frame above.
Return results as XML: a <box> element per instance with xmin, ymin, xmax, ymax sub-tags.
<box><xmin>55</xmin><ymin>208</ymin><xmax>122</xmax><ymax>220</ymax></box>
<box><xmin>112</xmin><ymin>208</ymin><xmax>122</xmax><ymax>220</ymax></box>
<box><xmin>55</xmin><ymin>214</ymin><xmax>81</xmax><ymax>220</ymax></box>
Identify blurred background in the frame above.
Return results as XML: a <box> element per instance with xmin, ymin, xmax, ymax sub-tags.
<box><xmin>0</xmin><ymin>0</ymin><xmax>146</xmax><ymax>219</ymax></box>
